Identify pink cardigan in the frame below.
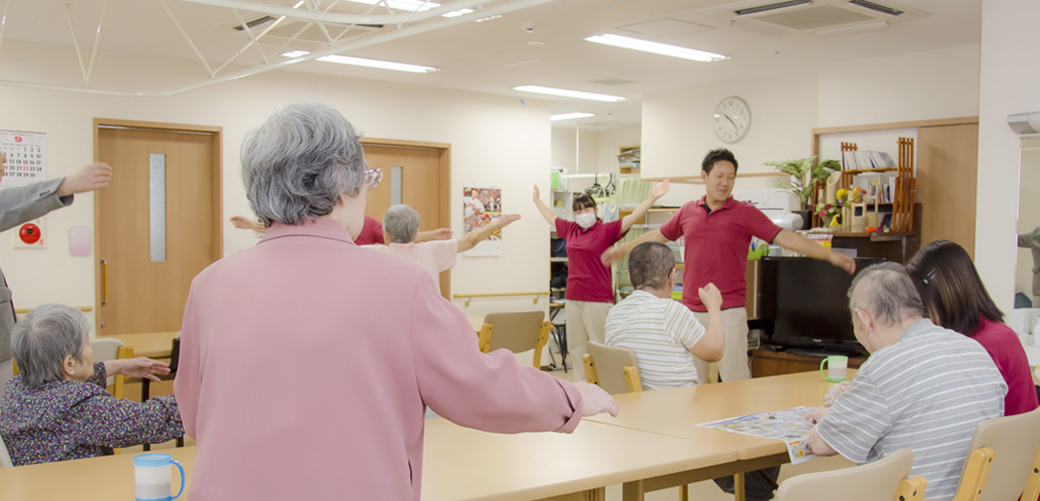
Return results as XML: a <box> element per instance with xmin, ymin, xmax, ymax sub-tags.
<box><xmin>174</xmin><ymin>218</ymin><xmax>583</xmax><ymax>500</ymax></box>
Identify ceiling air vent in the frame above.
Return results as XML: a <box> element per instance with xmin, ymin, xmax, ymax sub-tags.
<box><xmin>233</xmin><ymin>16</ymin><xmax>277</xmax><ymax>31</ymax></box>
<box><xmin>847</xmin><ymin>0</ymin><xmax>903</xmax><ymax>16</ymax></box>
<box><xmin>734</xmin><ymin>0</ymin><xmax>812</xmax><ymax>16</ymax></box>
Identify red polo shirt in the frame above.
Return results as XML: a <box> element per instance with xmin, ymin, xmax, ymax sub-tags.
<box><xmin>556</xmin><ymin>218</ymin><xmax>626</xmax><ymax>303</ymax></box>
<box><xmin>355</xmin><ymin>216</ymin><xmax>385</xmax><ymax>245</ymax></box>
<box><xmin>660</xmin><ymin>196</ymin><xmax>781</xmax><ymax>312</ymax></box>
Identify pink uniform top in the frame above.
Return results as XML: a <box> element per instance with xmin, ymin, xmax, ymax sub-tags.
<box><xmin>969</xmin><ymin>316</ymin><xmax>1039</xmax><ymax>416</ymax></box>
<box><xmin>365</xmin><ymin>239</ymin><xmax>458</xmax><ymax>294</ymax></box>
<box><xmin>556</xmin><ymin>218</ymin><xmax>626</xmax><ymax>303</ymax></box>
<box><xmin>660</xmin><ymin>197</ymin><xmax>781</xmax><ymax>312</ymax></box>
<box><xmin>354</xmin><ymin>216</ymin><xmax>385</xmax><ymax>245</ymax></box>
<box><xmin>174</xmin><ymin>218</ymin><xmax>583</xmax><ymax>501</ymax></box>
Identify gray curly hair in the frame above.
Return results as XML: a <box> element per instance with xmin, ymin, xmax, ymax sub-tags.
<box><xmin>241</xmin><ymin>102</ymin><xmax>366</xmax><ymax>226</ymax></box>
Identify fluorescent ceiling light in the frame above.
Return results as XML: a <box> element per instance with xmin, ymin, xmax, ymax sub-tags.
<box><xmin>474</xmin><ymin>14</ymin><xmax>503</xmax><ymax>22</ymax></box>
<box><xmin>584</xmin><ymin>34</ymin><xmax>728</xmax><ymax>63</ymax></box>
<box><xmin>550</xmin><ymin>112</ymin><xmax>595</xmax><ymax>121</ymax></box>
<box><xmin>814</xmin><ymin>21</ymin><xmax>889</xmax><ymax>36</ymax></box>
<box><xmin>514</xmin><ymin>85</ymin><xmax>626</xmax><ymax>102</ymax></box>
<box><xmin>281</xmin><ymin>51</ymin><xmax>439</xmax><ymax>73</ymax></box>
<box><xmin>442</xmin><ymin>8</ymin><xmax>474</xmax><ymax>18</ymax></box>
<box><xmin>344</xmin><ymin>0</ymin><xmax>440</xmax><ymax>12</ymax></box>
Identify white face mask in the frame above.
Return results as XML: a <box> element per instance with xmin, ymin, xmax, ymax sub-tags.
<box><xmin>575</xmin><ymin>212</ymin><xmax>596</xmax><ymax>229</ymax></box>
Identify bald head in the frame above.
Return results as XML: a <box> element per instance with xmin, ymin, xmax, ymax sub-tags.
<box><xmin>848</xmin><ymin>262</ymin><xmax>925</xmax><ymax>328</ymax></box>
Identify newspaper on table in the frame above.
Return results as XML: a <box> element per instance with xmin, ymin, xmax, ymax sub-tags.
<box><xmin>698</xmin><ymin>406</ymin><xmax>820</xmax><ymax>465</ymax></box>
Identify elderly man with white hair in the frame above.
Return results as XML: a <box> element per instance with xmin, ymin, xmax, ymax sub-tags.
<box><xmin>366</xmin><ymin>204</ymin><xmax>519</xmax><ymax>293</ymax></box>
<box><xmin>806</xmin><ymin>262</ymin><xmax>1007</xmax><ymax>501</ymax></box>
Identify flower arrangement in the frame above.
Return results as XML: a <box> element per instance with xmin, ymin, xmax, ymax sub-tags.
<box><xmin>816</xmin><ymin>187</ymin><xmax>863</xmax><ymax>228</ymax></box>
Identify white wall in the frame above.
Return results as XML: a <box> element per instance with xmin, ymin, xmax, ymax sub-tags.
<box><xmin>976</xmin><ymin>0</ymin><xmax>1040</xmax><ymax>311</ymax></box>
<box><xmin>641</xmin><ymin>72</ymin><xmax>819</xmax><ymax>207</ymax></box>
<box><xmin>0</xmin><ymin>44</ymin><xmax>555</xmax><ymax>332</ymax></box>
<box><xmin>818</xmin><ymin>45</ymin><xmax>981</xmax><ymax>127</ymax></box>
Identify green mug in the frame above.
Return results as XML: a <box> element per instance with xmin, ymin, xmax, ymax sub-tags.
<box><xmin>820</xmin><ymin>355</ymin><xmax>848</xmax><ymax>382</ymax></box>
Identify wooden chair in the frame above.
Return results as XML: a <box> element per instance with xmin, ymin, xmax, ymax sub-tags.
<box><xmin>478</xmin><ymin>311</ymin><xmax>551</xmax><ymax>369</ymax></box>
<box><xmin>582</xmin><ymin>341</ymin><xmax>642</xmax><ymax>395</ymax></box>
<box><xmin>947</xmin><ymin>406</ymin><xmax>1040</xmax><ymax>501</ymax></box>
<box><xmin>0</xmin><ymin>432</ymin><xmax>13</xmax><ymax>468</ymax></box>
<box><xmin>774</xmin><ymin>449</ymin><xmax>925</xmax><ymax>501</ymax></box>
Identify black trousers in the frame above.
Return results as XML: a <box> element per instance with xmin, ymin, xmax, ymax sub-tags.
<box><xmin>713</xmin><ymin>466</ymin><xmax>781</xmax><ymax>501</ymax></box>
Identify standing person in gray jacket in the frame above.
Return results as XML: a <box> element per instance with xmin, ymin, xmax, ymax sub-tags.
<box><xmin>0</xmin><ymin>151</ymin><xmax>112</xmax><ymax>398</ymax></box>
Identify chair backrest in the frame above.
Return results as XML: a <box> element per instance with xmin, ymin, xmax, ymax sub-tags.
<box><xmin>89</xmin><ymin>338</ymin><xmax>125</xmax><ymax>386</ymax></box>
<box><xmin>0</xmin><ymin>431</ymin><xmax>13</xmax><ymax>468</ymax></box>
<box><xmin>958</xmin><ymin>406</ymin><xmax>1040</xmax><ymax>501</ymax></box>
<box><xmin>483</xmin><ymin>311</ymin><xmax>545</xmax><ymax>353</ymax></box>
<box><xmin>586</xmin><ymin>341</ymin><xmax>641</xmax><ymax>395</ymax></box>
<box><xmin>775</xmin><ymin>449</ymin><xmax>920</xmax><ymax>501</ymax></box>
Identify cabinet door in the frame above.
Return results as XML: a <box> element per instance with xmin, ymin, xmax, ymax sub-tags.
<box><xmin>918</xmin><ymin>124</ymin><xmax>979</xmax><ymax>257</ymax></box>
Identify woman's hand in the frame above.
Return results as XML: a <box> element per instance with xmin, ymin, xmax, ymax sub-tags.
<box><xmin>532</xmin><ymin>185</ymin><xmax>541</xmax><ymax>201</ymax></box>
<box><xmin>650</xmin><ymin>180</ymin><xmax>671</xmax><ymax>200</ymax></box>
<box><xmin>573</xmin><ymin>382</ymin><xmax>619</xmax><ymax>418</ymax></box>
<box><xmin>105</xmin><ymin>357</ymin><xmax>171</xmax><ymax>383</ymax></box>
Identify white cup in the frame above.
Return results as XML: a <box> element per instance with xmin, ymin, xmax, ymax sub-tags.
<box><xmin>134</xmin><ymin>453</ymin><xmax>185</xmax><ymax>501</ymax></box>
<box><xmin>820</xmin><ymin>355</ymin><xmax>848</xmax><ymax>382</ymax></box>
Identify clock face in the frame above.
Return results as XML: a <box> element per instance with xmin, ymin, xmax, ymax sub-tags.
<box><xmin>713</xmin><ymin>96</ymin><xmax>751</xmax><ymax>144</ymax></box>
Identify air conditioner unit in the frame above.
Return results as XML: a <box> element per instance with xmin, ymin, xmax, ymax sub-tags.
<box><xmin>698</xmin><ymin>0</ymin><xmax>928</xmax><ymax>36</ymax></box>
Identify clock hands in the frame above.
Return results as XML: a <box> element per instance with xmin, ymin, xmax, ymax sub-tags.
<box><xmin>723</xmin><ymin>113</ymin><xmax>740</xmax><ymax>131</ymax></box>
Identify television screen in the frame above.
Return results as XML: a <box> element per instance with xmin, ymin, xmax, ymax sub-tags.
<box><xmin>758</xmin><ymin>256</ymin><xmax>885</xmax><ymax>356</ymax></box>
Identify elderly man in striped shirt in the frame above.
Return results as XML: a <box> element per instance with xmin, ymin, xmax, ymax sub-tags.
<box><xmin>808</xmin><ymin>262</ymin><xmax>1007</xmax><ymax>501</ymax></box>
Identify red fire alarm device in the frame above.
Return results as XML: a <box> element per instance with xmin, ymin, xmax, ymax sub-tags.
<box><xmin>19</xmin><ymin>223</ymin><xmax>41</xmax><ymax>244</ymax></box>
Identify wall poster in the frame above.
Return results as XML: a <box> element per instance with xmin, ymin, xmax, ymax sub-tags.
<box><xmin>463</xmin><ymin>185</ymin><xmax>503</xmax><ymax>256</ymax></box>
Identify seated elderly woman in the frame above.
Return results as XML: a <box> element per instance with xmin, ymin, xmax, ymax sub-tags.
<box><xmin>365</xmin><ymin>204</ymin><xmax>519</xmax><ymax>293</ymax></box>
<box><xmin>0</xmin><ymin>304</ymin><xmax>183</xmax><ymax>466</ymax></box>
<box><xmin>173</xmin><ymin>102</ymin><xmax>617</xmax><ymax>501</ymax></box>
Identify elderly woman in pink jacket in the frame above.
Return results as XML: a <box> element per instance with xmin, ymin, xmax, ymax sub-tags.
<box><xmin>173</xmin><ymin>102</ymin><xmax>617</xmax><ymax>501</ymax></box>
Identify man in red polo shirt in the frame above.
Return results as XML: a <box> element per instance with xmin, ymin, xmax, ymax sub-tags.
<box><xmin>603</xmin><ymin>149</ymin><xmax>855</xmax><ymax>383</ymax></box>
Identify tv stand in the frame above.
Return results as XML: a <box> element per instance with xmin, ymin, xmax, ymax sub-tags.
<box><xmin>751</xmin><ymin>346</ymin><xmax>867</xmax><ymax>378</ymax></box>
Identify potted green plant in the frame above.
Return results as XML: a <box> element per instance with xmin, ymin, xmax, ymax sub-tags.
<box><xmin>765</xmin><ymin>156</ymin><xmax>839</xmax><ymax>229</ymax></box>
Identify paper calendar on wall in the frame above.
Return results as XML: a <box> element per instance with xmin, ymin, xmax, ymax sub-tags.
<box><xmin>0</xmin><ymin>130</ymin><xmax>46</xmax><ymax>187</ymax></box>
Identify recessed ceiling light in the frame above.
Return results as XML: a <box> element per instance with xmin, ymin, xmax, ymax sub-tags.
<box><xmin>527</xmin><ymin>41</ymin><xmax>545</xmax><ymax>46</ymax></box>
<box><xmin>584</xmin><ymin>34</ymin><xmax>728</xmax><ymax>63</ymax></box>
<box><xmin>281</xmin><ymin>51</ymin><xmax>438</xmax><ymax>73</ymax></box>
<box><xmin>441</xmin><ymin>8</ymin><xmax>474</xmax><ymax>18</ymax></box>
<box><xmin>474</xmin><ymin>14</ymin><xmax>503</xmax><ymax>22</ymax></box>
<box><xmin>344</xmin><ymin>0</ymin><xmax>440</xmax><ymax>12</ymax></box>
<box><xmin>550</xmin><ymin>112</ymin><xmax>595</xmax><ymax>121</ymax></box>
<box><xmin>513</xmin><ymin>85</ymin><xmax>626</xmax><ymax>102</ymax></box>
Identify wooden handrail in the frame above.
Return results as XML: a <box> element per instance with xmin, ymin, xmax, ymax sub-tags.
<box><xmin>453</xmin><ymin>291</ymin><xmax>550</xmax><ymax>307</ymax></box>
<box><xmin>15</xmin><ymin>306</ymin><xmax>93</xmax><ymax>314</ymax></box>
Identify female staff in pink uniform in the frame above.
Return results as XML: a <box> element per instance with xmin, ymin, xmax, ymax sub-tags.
<box><xmin>533</xmin><ymin>181</ymin><xmax>669</xmax><ymax>381</ymax></box>
<box><xmin>174</xmin><ymin>103</ymin><xmax>618</xmax><ymax>501</ymax></box>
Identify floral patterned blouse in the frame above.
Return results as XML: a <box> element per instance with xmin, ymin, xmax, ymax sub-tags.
<box><xmin>0</xmin><ymin>362</ymin><xmax>183</xmax><ymax>466</ymax></box>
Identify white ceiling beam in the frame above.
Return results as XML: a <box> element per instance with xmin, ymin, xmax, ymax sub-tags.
<box><xmin>0</xmin><ymin>0</ymin><xmax>556</xmax><ymax>97</ymax></box>
<box><xmin>231</xmin><ymin>9</ymin><xmax>268</xmax><ymax>64</ymax></box>
<box><xmin>158</xmin><ymin>0</ymin><xmax>216</xmax><ymax>77</ymax></box>
<box><xmin>175</xmin><ymin>0</ymin><xmax>491</xmax><ymax>25</ymax></box>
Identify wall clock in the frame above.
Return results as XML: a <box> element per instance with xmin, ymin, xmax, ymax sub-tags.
<box><xmin>713</xmin><ymin>96</ymin><xmax>751</xmax><ymax>143</ymax></box>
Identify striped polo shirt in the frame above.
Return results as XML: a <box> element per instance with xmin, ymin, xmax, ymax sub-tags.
<box><xmin>604</xmin><ymin>291</ymin><xmax>706</xmax><ymax>390</ymax></box>
<box><xmin>817</xmin><ymin>319</ymin><xmax>1007</xmax><ymax>501</ymax></box>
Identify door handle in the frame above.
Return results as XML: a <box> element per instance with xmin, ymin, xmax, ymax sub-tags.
<box><xmin>100</xmin><ymin>258</ymin><xmax>108</xmax><ymax>305</ymax></box>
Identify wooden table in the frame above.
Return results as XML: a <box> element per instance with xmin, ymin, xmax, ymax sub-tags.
<box><xmin>586</xmin><ymin>371</ymin><xmax>853</xmax><ymax>500</ymax></box>
<box><xmin>101</xmin><ymin>331</ymin><xmax>180</xmax><ymax>359</ymax></box>
<box><xmin>0</xmin><ymin>420</ymin><xmax>736</xmax><ymax>501</ymax></box>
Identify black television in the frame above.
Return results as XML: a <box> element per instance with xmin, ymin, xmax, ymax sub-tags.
<box><xmin>758</xmin><ymin>256</ymin><xmax>885</xmax><ymax>356</ymax></box>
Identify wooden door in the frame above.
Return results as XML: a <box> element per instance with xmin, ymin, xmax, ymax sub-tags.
<box><xmin>95</xmin><ymin>124</ymin><xmax>221</xmax><ymax>334</ymax></box>
<box><xmin>917</xmin><ymin>123</ymin><xmax>979</xmax><ymax>257</ymax></box>
<box><xmin>362</xmin><ymin>142</ymin><xmax>451</xmax><ymax>297</ymax></box>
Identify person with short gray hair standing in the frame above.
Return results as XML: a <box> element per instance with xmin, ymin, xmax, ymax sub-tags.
<box><xmin>364</xmin><ymin>203</ymin><xmax>520</xmax><ymax>294</ymax></box>
<box><xmin>0</xmin><ymin>156</ymin><xmax>112</xmax><ymax>399</ymax></box>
